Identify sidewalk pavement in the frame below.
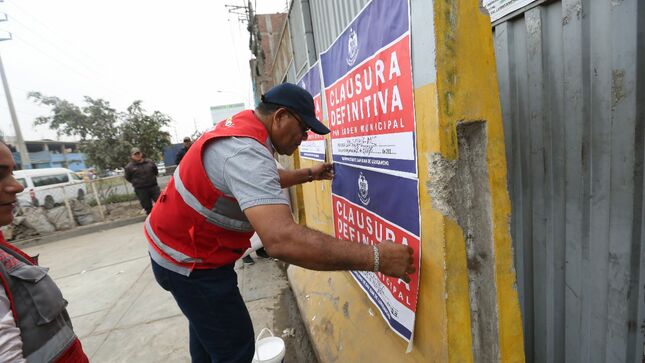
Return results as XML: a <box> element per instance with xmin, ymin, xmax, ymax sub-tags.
<box><xmin>22</xmin><ymin>222</ymin><xmax>316</xmax><ymax>362</ymax></box>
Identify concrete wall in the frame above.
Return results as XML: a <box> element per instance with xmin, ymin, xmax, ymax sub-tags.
<box><xmin>250</xmin><ymin>13</ymin><xmax>288</xmax><ymax>101</ymax></box>
<box><xmin>270</xmin><ymin>21</ymin><xmax>295</xmax><ymax>85</ymax></box>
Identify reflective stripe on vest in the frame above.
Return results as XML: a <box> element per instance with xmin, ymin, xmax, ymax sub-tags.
<box><xmin>146</xmin><ymin>242</ymin><xmax>191</xmax><ymax>276</ymax></box>
<box><xmin>145</xmin><ymin>163</ymin><xmax>255</xmax><ymax>269</ymax></box>
<box><xmin>24</xmin><ymin>324</ymin><xmax>75</xmax><ymax>363</ymax></box>
<box><xmin>144</xmin><ymin>217</ymin><xmax>202</xmax><ymax>264</ymax></box>
<box><xmin>173</xmin><ymin>166</ymin><xmax>252</xmax><ymax>232</ymax></box>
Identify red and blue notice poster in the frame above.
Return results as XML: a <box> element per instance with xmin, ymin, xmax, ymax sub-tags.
<box><xmin>321</xmin><ymin>0</ymin><xmax>416</xmax><ymax>177</ymax></box>
<box><xmin>332</xmin><ymin>163</ymin><xmax>420</xmax><ymax>347</ymax></box>
<box><xmin>297</xmin><ymin>62</ymin><xmax>326</xmax><ymax>162</ymax></box>
<box><xmin>323</xmin><ymin>0</ymin><xmax>421</xmax><ymax>349</ymax></box>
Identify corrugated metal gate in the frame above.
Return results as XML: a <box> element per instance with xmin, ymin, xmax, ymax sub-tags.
<box><xmin>309</xmin><ymin>0</ymin><xmax>369</xmax><ymax>54</ymax></box>
<box><xmin>493</xmin><ymin>0</ymin><xmax>644</xmax><ymax>362</ymax></box>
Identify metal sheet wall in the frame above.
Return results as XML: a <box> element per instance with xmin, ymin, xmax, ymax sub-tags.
<box><xmin>308</xmin><ymin>0</ymin><xmax>370</xmax><ymax>55</ymax></box>
<box><xmin>493</xmin><ymin>0</ymin><xmax>644</xmax><ymax>362</ymax></box>
<box><xmin>288</xmin><ymin>0</ymin><xmax>309</xmax><ymax>79</ymax></box>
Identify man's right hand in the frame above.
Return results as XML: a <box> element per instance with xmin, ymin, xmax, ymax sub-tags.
<box><xmin>246</xmin><ymin>204</ymin><xmax>416</xmax><ymax>276</ymax></box>
<box><xmin>377</xmin><ymin>241</ymin><xmax>415</xmax><ymax>283</ymax></box>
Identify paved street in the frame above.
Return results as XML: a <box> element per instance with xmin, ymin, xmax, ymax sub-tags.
<box><xmin>21</xmin><ymin>222</ymin><xmax>314</xmax><ymax>362</ymax></box>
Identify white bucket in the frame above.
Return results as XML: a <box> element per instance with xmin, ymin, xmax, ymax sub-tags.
<box><xmin>252</xmin><ymin>328</ymin><xmax>286</xmax><ymax>363</ymax></box>
<box><xmin>241</xmin><ymin>233</ymin><xmax>264</xmax><ymax>259</ymax></box>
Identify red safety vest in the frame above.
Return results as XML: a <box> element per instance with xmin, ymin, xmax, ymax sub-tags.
<box><xmin>0</xmin><ymin>234</ymin><xmax>88</xmax><ymax>363</ymax></box>
<box><xmin>145</xmin><ymin>110</ymin><xmax>270</xmax><ymax>275</ymax></box>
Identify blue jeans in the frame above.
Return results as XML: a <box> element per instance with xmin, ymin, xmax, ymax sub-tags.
<box><xmin>150</xmin><ymin>258</ymin><xmax>255</xmax><ymax>363</ymax></box>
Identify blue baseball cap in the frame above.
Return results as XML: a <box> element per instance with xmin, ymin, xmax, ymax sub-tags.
<box><xmin>261</xmin><ymin>83</ymin><xmax>330</xmax><ymax>135</ymax></box>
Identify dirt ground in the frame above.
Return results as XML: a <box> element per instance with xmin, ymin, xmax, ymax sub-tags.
<box><xmin>100</xmin><ymin>200</ymin><xmax>147</xmax><ymax>220</ymax></box>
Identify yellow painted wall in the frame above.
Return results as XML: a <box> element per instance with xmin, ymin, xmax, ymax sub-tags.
<box><xmin>298</xmin><ymin>145</ymin><xmax>333</xmax><ymax>235</ymax></box>
<box><xmin>286</xmin><ymin>1</ymin><xmax>525</xmax><ymax>361</ymax></box>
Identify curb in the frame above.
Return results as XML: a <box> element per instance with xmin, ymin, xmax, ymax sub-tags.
<box><xmin>12</xmin><ymin>215</ymin><xmax>147</xmax><ymax>249</ymax></box>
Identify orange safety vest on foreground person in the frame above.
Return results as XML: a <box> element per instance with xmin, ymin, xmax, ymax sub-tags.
<box><xmin>145</xmin><ymin>110</ymin><xmax>269</xmax><ymax>276</ymax></box>
<box><xmin>0</xmin><ymin>235</ymin><xmax>88</xmax><ymax>363</ymax></box>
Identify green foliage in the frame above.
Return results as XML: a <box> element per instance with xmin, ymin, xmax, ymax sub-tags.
<box><xmin>29</xmin><ymin>92</ymin><xmax>171</xmax><ymax>170</ymax></box>
<box><xmin>121</xmin><ymin>101</ymin><xmax>171</xmax><ymax>161</ymax></box>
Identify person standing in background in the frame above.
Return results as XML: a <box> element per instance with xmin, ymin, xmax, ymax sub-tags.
<box><xmin>175</xmin><ymin>137</ymin><xmax>193</xmax><ymax>166</ymax></box>
<box><xmin>125</xmin><ymin>147</ymin><xmax>160</xmax><ymax>215</ymax></box>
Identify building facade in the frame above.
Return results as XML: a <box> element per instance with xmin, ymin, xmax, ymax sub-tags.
<box><xmin>5</xmin><ymin>138</ymin><xmax>88</xmax><ymax>171</ymax></box>
<box><xmin>249</xmin><ymin>12</ymin><xmax>289</xmax><ymax>103</ymax></box>
<box><xmin>210</xmin><ymin>102</ymin><xmax>246</xmax><ymax>124</ymax></box>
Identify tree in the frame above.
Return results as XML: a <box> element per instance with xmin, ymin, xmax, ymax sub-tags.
<box><xmin>121</xmin><ymin>101</ymin><xmax>171</xmax><ymax>161</ymax></box>
<box><xmin>29</xmin><ymin>92</ymin><xmax>171</xmax><ymax>171</ymax></box>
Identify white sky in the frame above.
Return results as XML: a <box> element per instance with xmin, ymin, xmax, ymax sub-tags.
<box><xmin>0</xmin><ymin>0</ymin><xmax>289</xmax><ymax>143</ymax></box>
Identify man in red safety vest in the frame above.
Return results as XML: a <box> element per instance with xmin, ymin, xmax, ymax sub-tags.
<box><xmin>145</xmin><ymin>83</ymin><xmax>415</xmax><ymax>362</ymax></box>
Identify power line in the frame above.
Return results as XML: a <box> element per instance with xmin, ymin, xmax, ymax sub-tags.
<box><xmin>0</xmin><ymin>82</ymin><xmax>32</xmax><ymax>96</ymax></box>
<box><xmin>225</xmin><ymin>2</ymin><xmax>250</xmax><ymax>24</ymax></box>
<box><xmin>226</xmin><ymin>13</ymin><xmax>245</xmax><ymax>84</ymax></box>
<box><xmin>2</xmin><ymin>1</ymin><xmax>134</xmax><ymax>102</ymax></box>
<box><xmin>0</xmin><ymin>102</ymin><xmax>44</xmax><ymax>119</ymax></box>
<box><xmin>0</xmin><ymin>14</ymin><xmax>30</xmax><ymax>166</ymax></box>
<box><xmin>4</xmin><ymin>0</ymin><xmax>109</xmax><ymax>70</ymax></box>
<box><xmin>222</xmin><ymin>1</ymin><xmax>254</xmax><ymax>104</ymax></box>
<box><xmin>10</xmin><ymin>32</ymin><xmax>123</xmax><ymax>100</ymax></box>
<box><xmin>5</xmin><ymin>12</ymin><xmax>105</xmax><ymax>77</ymax></box>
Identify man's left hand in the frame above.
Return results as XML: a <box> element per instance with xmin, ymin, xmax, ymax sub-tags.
<box><xmin>311</xmin><ymin>163</ymin><xmax>334</xmax><ymax>181</ymax></box>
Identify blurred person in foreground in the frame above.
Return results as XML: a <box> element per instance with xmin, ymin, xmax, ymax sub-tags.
<box><xmin>125</xmin><ymin>147</ymin><xmax>160</xmax><ymax>215</ymax></box>
<box><xmin>0</xmin><ymin>142</ymin><xmax>89</xmax><ymax>362</ymax></box>
<box><xmin>145</xmin><ymin>83</ymin><xmax>415</xmax><ymax>362</ymax></box>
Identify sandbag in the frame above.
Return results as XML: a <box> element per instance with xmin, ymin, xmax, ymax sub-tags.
<box><xmin>46</xmin><ymin>206</ymin><xmax>74</xmax><ymax>230</ymax></box>
<box><xmin>22</xmin><ymin>207</ymin><xmax>56</xmax><ymax>234</ymax></box>
<box><xmin>70</xmin><ymin>199</ymin><xmax>96</xmax><ymax>226</ymax></box>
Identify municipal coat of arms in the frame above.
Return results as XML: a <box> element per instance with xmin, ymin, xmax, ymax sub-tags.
<box><xmin>346</xmin><ymin>28</ymin><xmax>359</xmax><ymax>66</ymax></box>
<box><xmin>357</xmin><ymin>172</ymin><xmax>370</xmax><ymax>206</ymax></box>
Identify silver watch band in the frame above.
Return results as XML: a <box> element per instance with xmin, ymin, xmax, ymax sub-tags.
<box><xmin>372</xmin><ymin>245</ymin><xmax>380</xmax><ymax>272</ymax></box>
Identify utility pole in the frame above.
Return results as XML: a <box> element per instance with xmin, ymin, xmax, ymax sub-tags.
<box><xmin>0</xmin><ymin>13</ymin><xmax>31</xmax><ymax>169</ymax></box>
<box><xmin>225</xmin><ymin>1</ymin><xmax>251</xmax><ymax>24</ymax></box>
<box><xmin>171</xmin><ymin>125</ymin><xmax>179</xmax><ymax>143</ymax></box>
<box><xmin>0</xmin><ymin>52</ymin><xmax>31</xmax><ymax>169</ymax></box>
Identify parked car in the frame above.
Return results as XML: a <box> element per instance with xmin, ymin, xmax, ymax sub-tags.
<box><xmin>14</xmin><ymin>168</ymin><xmax>87</xmax><ymax>209</ymax></box>
<box><xmin>156</xmin><ymin>162</ymin><xmax>167</xmax><ymax>176</ymax></box>
<box><xmin>76</xmin><ymin>169</ymin><xmax>97</xmax><ymax>181</ymax></box>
